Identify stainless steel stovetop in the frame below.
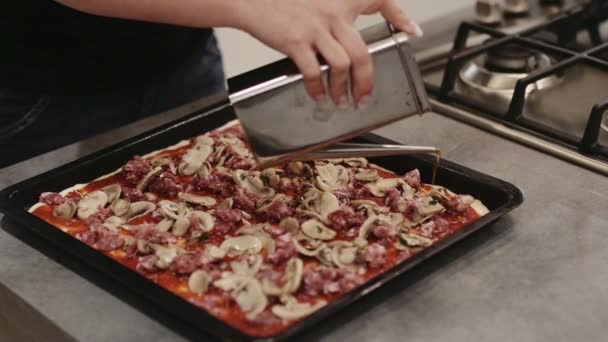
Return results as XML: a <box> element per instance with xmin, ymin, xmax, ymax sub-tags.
<box><xmin>415</xmin><ymin>0</ymin><xmax>608</xmax><ymax>175</ymax></box>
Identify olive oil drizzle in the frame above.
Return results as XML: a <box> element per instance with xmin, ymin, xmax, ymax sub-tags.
<box><xmin>431</xmin><ymin>150</ymin><xmax>442</xmax><ymax>185</ymax></box>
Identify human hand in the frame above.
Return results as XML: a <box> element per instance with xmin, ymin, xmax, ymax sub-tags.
<box><xmin>237</xmin><ymin>0</ymin><xmax>420</xmax><ymax>108</ymax></box>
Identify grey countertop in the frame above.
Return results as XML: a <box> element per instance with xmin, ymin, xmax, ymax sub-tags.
<box><xmin>1</xmin><ymin>94</ymin><xmax>607</xmax><ymax>342</ymax></box>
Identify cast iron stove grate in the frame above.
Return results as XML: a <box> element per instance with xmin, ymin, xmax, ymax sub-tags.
<box><xmin>432</xmin><ymin>0</ymin><xmax>608</xmax><ymax>161</ymax></box>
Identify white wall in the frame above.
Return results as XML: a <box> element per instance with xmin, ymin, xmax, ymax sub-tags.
<box><xmin>216</xmin><ymin>0</ymin><xmax>476</xmax><ymax>77</ymax></box>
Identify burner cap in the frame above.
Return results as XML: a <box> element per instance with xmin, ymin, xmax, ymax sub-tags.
<box><xmin>485</xmin><ymin>43</ymin><xmax>536</xmax><ymax>72</ymax></box>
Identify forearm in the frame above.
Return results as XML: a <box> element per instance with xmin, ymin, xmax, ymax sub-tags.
<box><xmin>56</xmin><ymin>0</ymin><xmax>415</xmax><ymax>105</ymax></box>
<box><xmin>54</xmin><ymin>0</ymin><xmax>253</xmax><ymax>30</ymax></box>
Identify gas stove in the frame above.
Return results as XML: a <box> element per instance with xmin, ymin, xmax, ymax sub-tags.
<box><xmin>416</xmin><ymin>0</ymin><xmax>608</xmax><ymax>175</ymax></box>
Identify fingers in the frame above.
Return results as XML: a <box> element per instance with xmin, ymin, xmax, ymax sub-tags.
<box><xmin>289</xmin><ymin>46</ymin><xmax>325</xmax><ymax>103</ymax></box>
<box><xmin>331</xmin><ymin>21</ymin><xmax>373</xmax><ymax>105</ymax></box>
<box><xmin>315</xmin><ymin>32</ymin><xmax>351</xmax><ymax>108</ymax></box>
<box><xmin>380</xmin><ymin>0</ymin><xmax>420</xmax><ymax>36</ymax></box>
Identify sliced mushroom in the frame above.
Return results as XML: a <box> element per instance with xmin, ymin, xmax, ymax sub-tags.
<box><xmin>272</xmin><ymin>297</ymin><xmax>327</xmax><ymax>321</ymax></box>
<box><xmin>233</xmin><ymin>170</ymin><xmax>275</xmax><ymax>198</ymax></box>
<box><xmin>230</xmin><ymin>255</ymin><xmax>263</xmax><ymax>276</ymax></box>
<box><xmin>189</xmin><ymin>211</ymin><xmax>215</xmax><ymax>232</ymax></box>
<box><xmin>236</xmin><ymin>223</ymin><xmax>267</xmax><ymax>236</ymax></box>
<box><xmin>317</xmin><ymin>192</ymin><xmax>340</xmax><ymax>219</ymax></box>
<box><xmin>401</xmin><ymin>214</ymin><xmax>435</xmax><ymax>230</ymax></box>
<box><xmin>352</xmin><ymin>200</ymin><xmax>389</xmax><ymax>217</ymax></box>
<box><xmin>358</xmin><ymin>215</ymin><xmax>392</xmax><ymax>240</ymax></box>
<box><xmin>218</xmin><ymin>136</ymin><xmax>249</xmax><ymax>156</ymax></box>
<box><xmin>172</xmin><ymin>216</ymin><xmax>191</xmax><ymax>237</ymax></box>
<box><xmin>282</xmin><ymin>258</ymin><xmax>303</xmax><ymax>293</ymax></box>
<box><xmin>235</xmin><ymin>224</ymin><xmax>274</xmax><ymax>255</ymax></box>
<box><xmin>155</xmin><ymin>218</ymin><xmax>174</xmax><ymax>232</ymax></box>
<box><xmin>401</xmin><ymin>183</ymin><xmax>416</xmax><ymax>200</ymax></box>
<box><xmin>386</xmin><ymin>212</ymin><xmax>404</xmax><ymax>227</ymax></box>
<box><xmin>232</xmin><ymin>278</ymin><xmax>268</xmax><ymax>319</ymax></box>
<box><xmin>256</xmin><ymin>232</ymin><xmax>276</xmax><ymax>255</ymax></box>
<box><xmin>53</xmin><ymin>200</ymin><xmax>77</xmax><ymax>219</ymax></box>
<box><xmin>298</xmin><ymin>190</ymin><xmax>339</xmax><ymax>224</ymax></box>
<box><xmin>259</xmin><ymin>168</ymin><xmax>281</xmax><ymax>189</ymax></box>
<box><xmin>196</xmin><ymin>161</ymin><xmax>213</xmax><ymax>179</ymax></box>
<box><xmin>460</xmin><ymin>195</ymin><xmax>476</xmax><ymax>206</ymax></box>
<box><xmin>315</xmin><ymin>163</ymin><xmax>349</xmax><ymax>192</ymax></box>
<box><xmin>158</xmin><ymin>200</ymin><xmax>180</xmax><ymax>219</ymax></box>
<box><xmin>137</xmin><ymin>239</ymin><xmax>153</xmax><ymax>254</ymax></box>
<box><xmin>351</xmin><ymin>199</ymin><xmax>380</xmax><ymax>207</ymax></box>
<box><xmin>127</xmin><ymin>201</ymin><xmax>156</xmax><ymax>220</ymax></box>
<box><xmin>214</xmin><ymin>275</ymin><xmax>268</xmax><ymax>319</ymax></box>
<box><xmin>178</xmin><ymin>199</ymin><xmax>190</xmax><ymax>214</ymax></box>
<box><xmin>300</xmin><ymin>187</ymin><xmax>321</xmax><ymax>207</ymax></box>
<box><xmin>103</xmin><ymin>216</ymin><xmax>126</xmax><ymax>232</ymax></box>
<box><xmin>217</xmin><ymin>198</ymin><xmax>234</xmax><ymax>210</ymax></box>
<box><xmin>367</xmin><ymin>178</ymin><xmax>402</xmax><ymax>197</ymax></box>
<box><xmin>354</xmin><ymin>168</ymin><xmax>379</xmax><ymax>182</ymax></box>
<box><xmin>347</xmin><ymin>158</ymin><xmax>368</xmax><ymax>168</ymax></box>
<box><xmin>214</xmin><ymin>145</ymin><xmax>227</xmax><ymax>167</ymax></box>
<box><xmin>101</xmin><ymin>184</ymin><xmax>122</xmax><ymax>204</ymax></box>
<box><xmin>194</xmin><ymin>135</ymin><xmax>214</xmax><ymax>148</ymax></box>
<box><xmin>329</xmin><ymin>158</ymin><xmax>368</xmax><ymax>168</ymax></box>
<box><xmin>111</xmin><ymin>199</ymin><xmax>130</xmax><ymax>217</ymax></box>
<box><xmin>178</xmin><ymin>192</ymin><xmax>217</xmax><ymax>207</ymax></box>
<box><xmin>262</xmin><ymin>257</ymin><xmax>303</xmax><ymax>296</ymax></box>
<box><xmin>213</xmin><ymin>274</ymin><xmax>248</xmax><ymax>291</ymax></box>
<box><xmin>301</xmin><ymin>219</ymin><xmax>337</xmax><ymax>241</ymax></box>
<box><xmin>150</xmin><ymin>244</ymin><xmax>181</xmax><ymax>269</ymax></box>
<box><xmin>220</xmin><ymin>235</ymin><xmax>263</xmax><ymax>257</ymax></box>
<box><xmin>398</xmin><ymin>233</ymin><xmax>433</xmax><ymax>248</ymax></box>
<box><xmin>292</xmin><ymin>237</ymin><xmax>326</xmax><ymax>257</ymax></box>
<box><xmin>122</xmin><ymin>235</ymin><xmax>136</xmax><ymax>251</ymax></box>
<box><xmin>316</xmin><ymin>245</ymin><xmax>334</xmax><ymax>267</ymax></box>
<box><xmin>205</xmin><ymin>245</ymin><xmax>226</xmax><ymax>261</ymax></box>
<box><xmin>427</xmin><ymin>185</ymin><xmax>457</xmax><ymax>201</ymax></box>
<box><xmin>262</xmin><ymin>280</ymin><xmax>283</xmax><ymax>297</ymax></box>
<box><xmin>416</xmin><ymin>197</ymin><xmax>445</xmax><ymax>216</ymax></box>
<box><xmin>287</xmin><ymin>161</ymin><xmax>313</xmax><ymax>177</ymax></box>
<box><xmin>150</xmin><ymin>155</ymin><xmax>172</xmax><ymax>167</ymax></box>
<box><xmin>188</xmin><ymin>270</ymin><xmax>210</xmax><ymax>295</ymax></box>
<box><xmin>279</xmin><ymin>217</ymin><xmax>300</xmax><ymax>235</ymax></box>
<box><xmin>330</xmin><ymin>241</ymin><xmax>359</xmax><ymax>269</ymax></box>
<box><xmin>471</xmin><ymin>199</ymin><xmax>490</xmax><ymax>216</ymax></box>
<box><xmin>256</xmin><ymin>193</ymin><xmax>291</xmax><ymax>213</ymax></box>
<box><xmin>77</xmin><ymin>190</ymin><xmax>109</xmax><ymax>220</ymax></box>
<box><xmin>178</xmin><ymin>144</ymin><xmax>212</xmax><ymax>176</ymax></box>
<box><xmin>137</xmin><ymin>166</ymin><xmax>162</xmax><ymax>192</ymax></box>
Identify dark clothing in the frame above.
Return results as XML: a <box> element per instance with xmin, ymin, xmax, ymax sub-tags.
<box><xmin>0</xmin><ymin>2</ymin><xmax>225</xmax><ymax>168</ymax></box>
<box><xmin>1</xmin><ymin>1</ymin><xmax>212</xmax><ymax>95</ymax></box>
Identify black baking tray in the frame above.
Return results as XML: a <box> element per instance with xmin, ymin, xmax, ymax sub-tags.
<box><xmin>0</xmin><ymin>99</ymin><xmax>523</xmax><ymax>341</ymax></box>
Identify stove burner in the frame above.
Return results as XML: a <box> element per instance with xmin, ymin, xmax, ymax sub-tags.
<box><xmin>435</xmin><ymin>6</ymin><xmax>608</xmax><ymax>175</ymax></box>
<box><xmin>458</xmin><ymin>44</ymin><xmax>562</xmax><ymax>104</ymax></box>
<box><xmin>485</xmin><ymin>43</ymin><xmax>538</xmax><ymax>72</ymax></box>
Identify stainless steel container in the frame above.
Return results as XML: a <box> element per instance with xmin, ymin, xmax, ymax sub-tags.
<box><xmin>229</xmin><ymin>22</ymin><xmax>432</xmax><ymax>167</ymax></box>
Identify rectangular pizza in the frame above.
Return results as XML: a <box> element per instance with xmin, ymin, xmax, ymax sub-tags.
<box><xmin>30</xmin><ymin>121</ymin><xmax>489</xmax><ymax>337</ymax></box>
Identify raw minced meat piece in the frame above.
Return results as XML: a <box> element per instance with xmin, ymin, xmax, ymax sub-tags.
<box><xmin>403</xmin><ymin>169</ymin><xmax>421</xmax><ymax>188</ymax></box>
<box><xmin>120</xmin><ymin>156</ymin><xmax>151</xmax><ymax>187</ymax></box>
<box><xmin>39</xmin><ymin>192</ymin><xmax>67</xmax><ymax>206</ymax></box>
<box><xmin>148</xmin><ymin>172</ymin><xmax>183</xmax><ymax>197</ymax></box>
<box><xmin>192</xmin><ymin>173</ymin><xmax>235</xmax><ymax>198</ymax></box>
<box><xmin>328</xmin><ymin>205</ymin><xmax>366</xmax><ymax>230</ymax></box>
<box><xmin>364</xmin><ymin>243</ymin><xmax>387</xmax><ymax>269</ymax></box>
